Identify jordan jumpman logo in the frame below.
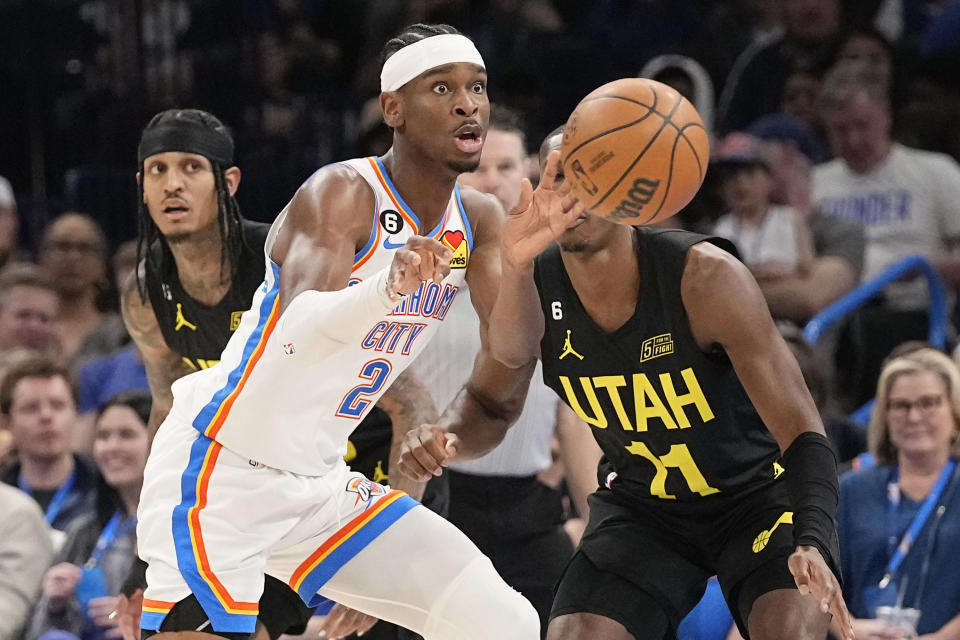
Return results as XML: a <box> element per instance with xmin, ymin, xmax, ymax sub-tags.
<box><xmin>174</xmin><ymin>303</ymin><xmax>197</xmax><ymax>332</ymax></box>
<box><xmin>559</xmin><ymin>329</ymin><xmax>584</xmax><ymax>360</ymax></box>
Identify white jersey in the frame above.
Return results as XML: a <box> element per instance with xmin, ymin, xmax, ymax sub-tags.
<box><xmin>409</xmin><ymin>286</ymin><xmax>558</xmax><ymax>477</ymax></box>
<box><xmin>712</xmin><ymin>205</ymin><xmax>805</xmax><ymax>271</ymax></box>
<box><xmin>813</xmin><ymin>143</ymin><xmax>960</xmax><ymax>310</ymax></box>
<box><xmin>168</xmin><ymin>156</ymin><xmax>473</xmax><ymax>476</ymax></box>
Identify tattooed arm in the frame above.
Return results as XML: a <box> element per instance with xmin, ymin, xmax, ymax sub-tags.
<box><xmin>120</xmin><ymin>268</ymin><xmax>193</xmax><ymax>439</ymax></box>
<box><xmin>377</xmin><ymin>368</ymin><xmax>439</xmax><ymax>501</ymax></box>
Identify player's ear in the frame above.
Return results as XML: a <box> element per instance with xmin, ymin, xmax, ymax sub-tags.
<box><xmin>224</xmin><ymin>166</ymin><xmax>241</xmax><ymax>196</ymax></box>
<box><xmin>380</xmin><ymin>92</ymin><xmax>404</xmax><ymax>129</ymax></box>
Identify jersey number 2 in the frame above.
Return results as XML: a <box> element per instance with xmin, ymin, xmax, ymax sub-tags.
<box><xmin>626</xmin><ymin>441</ymin><xmax>719</xmax><ymax>499</ymax></box>
<box><xmin>336</xmin><ymin>359</ymin><xmax>392</xmax><ymax>419</ymax></box>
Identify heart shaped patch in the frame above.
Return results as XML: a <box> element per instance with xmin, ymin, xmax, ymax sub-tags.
<box><xmin>442</xmin><ymin>230</ymin><xmax>465</xmax><ymax>251</ymax></box>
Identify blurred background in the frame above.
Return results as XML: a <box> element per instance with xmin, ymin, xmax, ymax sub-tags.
<box><xmin>3</xmin><ymin>3</ymin><xmax>960</xmax><ymax>640</ymax></box>
<box><xmin>1</xmin><ymin>0</ymin><xmax>955</xmax><ymax>253</ymax></box>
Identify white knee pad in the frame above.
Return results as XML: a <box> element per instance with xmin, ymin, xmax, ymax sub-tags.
<box><xmin>424</xmin><ymin>555</ymin><xmax>540</xmax><ymax>640</ymax></box>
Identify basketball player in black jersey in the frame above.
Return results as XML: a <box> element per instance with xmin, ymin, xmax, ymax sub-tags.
<box><xmin>400</xmin><ymin>128</ymin><xmax>856</xmax><ymax>640</ymax></box>
<box><xmin>120</xmin><ymin>109</ymin><xmax>443</xmax><ymax>640</ymax></box>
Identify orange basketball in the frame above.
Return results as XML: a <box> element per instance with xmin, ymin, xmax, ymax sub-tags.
<box><xmin>561</xmin><ymin>78</ymin><xmax>710</xmax><ymax>225</ymax></box>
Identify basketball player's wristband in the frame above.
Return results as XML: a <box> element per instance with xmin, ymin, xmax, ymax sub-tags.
<box><xmin>782</xmin><ymin>431</ymin><xmax>843</xmax><ymax>582</ymax></box>
<box><xmin>279</xmin><ymin>268</ymin><xmax>398</xmax><ymax>345</ymax></box>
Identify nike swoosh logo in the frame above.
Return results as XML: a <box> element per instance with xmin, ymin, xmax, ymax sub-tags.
<box><xmin>382</xmin><ymin>237</ymin><xmax>405</xmax><ymax>250</ymax></box>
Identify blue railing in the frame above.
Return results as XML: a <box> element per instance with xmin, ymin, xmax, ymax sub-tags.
<box><xmin>802</xmin><ymin>254</ymin><xmax>948</xmax><ymax>424</ymax></box>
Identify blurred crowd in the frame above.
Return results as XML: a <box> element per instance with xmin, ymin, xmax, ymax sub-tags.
<box><xmin>1</xmin><ymin>0</ymin><xmax>960</xmax><ymax>639</ymax></box>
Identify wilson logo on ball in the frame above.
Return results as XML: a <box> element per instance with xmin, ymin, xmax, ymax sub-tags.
<box><xmin>610</xmin><ymin>177</ymin><xmax>660</xmax><ymax>223</ymax></box>
<box><xmin>561</xmin><ymin>77</ymin><xmax>709</xmax><ymax>226</ymax></box>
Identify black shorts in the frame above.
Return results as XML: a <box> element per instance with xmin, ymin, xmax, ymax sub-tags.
<box><xmin>141</xmin><ymin>574</ymin><xmax>314</xmax><ymax>640</ymax></box>
<box><xmin>551</xmin><ymin>480</ymin><xmax>798</xmax><ymax>638</ymax></box>
<box><xmin>447</xmin><ymin>470</ymin><xmax>573</xmax><ymax>636</ymax></box>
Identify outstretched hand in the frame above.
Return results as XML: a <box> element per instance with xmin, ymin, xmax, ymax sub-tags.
<box><xmin>397</xmin><ymin>424</ymin><xmax>459</xmax><ymax>482</ymax></box>
<box><xmin>501</xmin><ymin>150</ymin><xmax>584</xmax><ymax>269</ymax></box>
<box><xmin>789</xmin><ymin>546</ymin><xmax>855</xmax><ymax>640</ymax></box>
<box><xmin>387</xmin><ymin>236</ymin><xmax>453</xmax><ymax>300</ymax></box>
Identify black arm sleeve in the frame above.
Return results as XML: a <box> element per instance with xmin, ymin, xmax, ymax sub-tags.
<box><xmin>782</xmin><ymin>431</ymin><xmax>843</xmax><ymax>583</ymax></box>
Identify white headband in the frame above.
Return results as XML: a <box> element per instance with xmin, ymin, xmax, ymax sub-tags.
<box><xmin>380</xmin><ymin>34</ymin><xmax>485</xmax><ymax>92</ymax></box>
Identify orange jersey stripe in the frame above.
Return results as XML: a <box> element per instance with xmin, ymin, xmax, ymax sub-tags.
<box><xmin>142</xmin><ymin>598</ymin><xmax>176</xmax><ymax>613</ymax></box>
<box><xmin>428</xmin><ymin>206</ymin><xmax>450</xmax><ymax>240</ymax></box>
<box><xmin>290</xmin><ymin>490</ymin><xmax>406</xmax><ymax>591</ymax></box>
<box><xmin>352</xmin><ymin>217</ymin><xmax>382</xmax><ymax>272</ymax></box>
<box><xmin>367</xmin><ymin>158</ymin><xmax>419</xmax><ymax>233</ymax></box>
<box><xmin>188</xmin><ymin>442</ymin><xmax>259</xmax><ymax>614</ymax></box>
<box><xmin>204</xmin><ymin>296</ymin><xmax>280</xmax><ymax>440</ymax></box>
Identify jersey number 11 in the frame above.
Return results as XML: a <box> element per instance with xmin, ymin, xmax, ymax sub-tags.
<box><xmin>625</xmin><ymin>441</ymin><xmax>719</xmax><ymax>499</ymax></box>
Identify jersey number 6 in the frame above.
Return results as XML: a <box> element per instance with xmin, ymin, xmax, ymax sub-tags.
<box><xmin>336</xmin><ymin>359</ymin><xmax>393</xmax><ymax>419</ymax></box>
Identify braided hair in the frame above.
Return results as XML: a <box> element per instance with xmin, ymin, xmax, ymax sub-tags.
<box><xmin>380</xmin><ymin>23</ymin><xmax>463</xmax><ymax>66</ymax></box>
<box><xmin>134</xmin><ymin>109</ymin><xmax>243</xmax><ymax>299</ymax></box>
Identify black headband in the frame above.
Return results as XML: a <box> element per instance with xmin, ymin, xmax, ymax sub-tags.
<box><xmin>137</xmin><ymin>120</ymin><xmax>234</xmax><ymax>166</ymax></box>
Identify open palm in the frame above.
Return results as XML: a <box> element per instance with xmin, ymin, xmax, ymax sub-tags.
<box><xmin>501</xmin><ymin>150</ymin><xmax>584</xmax><ymax>268</ymax></box>
<box><xmin>789</xmin><ymin>546</ymin><xmax>855</xmax><ymax>640</ymax></box>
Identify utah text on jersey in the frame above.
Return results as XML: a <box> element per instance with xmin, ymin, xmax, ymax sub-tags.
<box><xmin>183</xmin><ymin>357</ymin><xmax>219</xmax><ymax>371</ymax></box>
<box><xmin>560</xmin><ymin>366</ymin><xmax>714</xmax><ymax>433</ymax></box>
<box><xmin>178</xmin><ymin>310</ymin><xmax>248</xmax><ymax>371</ymax></box>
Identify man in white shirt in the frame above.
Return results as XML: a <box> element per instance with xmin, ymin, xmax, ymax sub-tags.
<box><xmin>443</xmin><ymin>106</ymin><xmax>600</xmax><ymax>635</ymax></box>
<box><xmin>814</xmin><ymin>60</ymin><xmax>960</xmax><ymax>308</ymax></box>
<box><xmin>813</xmin><ymin>59</ymin><xmax>960</xmax><ymax>405</ymax></box>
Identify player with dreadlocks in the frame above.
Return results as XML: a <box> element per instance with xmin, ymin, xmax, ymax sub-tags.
<box><xmin>123</xmin><ymin>108</ymin><xmax>266</xmax><ymax>434</ymax></box>
<box><xmin>120</xmin><ymin>108</ymin><xmax>314</xmax><ymax>638</ymax></box>
<box><xmin>119</xmin><ymin>109</ymin><xmax>446</xmax><ymax>639</ymax></box>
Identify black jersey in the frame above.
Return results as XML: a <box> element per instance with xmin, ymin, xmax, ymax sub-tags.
<box><xmin>145</xmin><ymin>218</ymin><xmax>271</xmax><ymax>372</ymax></box>
<box><xmin>535</xmin><ymin>227</ymin><xmax>780</xmax><ymax>504</ymax></box>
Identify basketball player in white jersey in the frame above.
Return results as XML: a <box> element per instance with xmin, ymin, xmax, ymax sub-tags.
<box><xmin>135</xmin><ymin>23</ymin><xmax>560</xmax><ymax>640</ymax></box>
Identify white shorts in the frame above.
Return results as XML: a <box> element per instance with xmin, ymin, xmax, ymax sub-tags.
<box><xmin>138</xmin><ymin>414</ymin><xmax>419</xmax><ymax>633</ymax></box>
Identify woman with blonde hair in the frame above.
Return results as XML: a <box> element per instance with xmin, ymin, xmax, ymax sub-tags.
<box><xmin>838</xmin><ymin>348</ymin><xmax>960</xmax><ymax>639</ymax></box>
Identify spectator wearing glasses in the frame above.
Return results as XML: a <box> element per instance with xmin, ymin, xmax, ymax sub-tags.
<box><xmin>37</xmin><ymin>214</ymin><xmax>127</xmax><ymax>372</ymax></box>
<box><xmin>837</xmin><ymin>348</ymin><xmax>960</xmax><ymax>639</ymax></box>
